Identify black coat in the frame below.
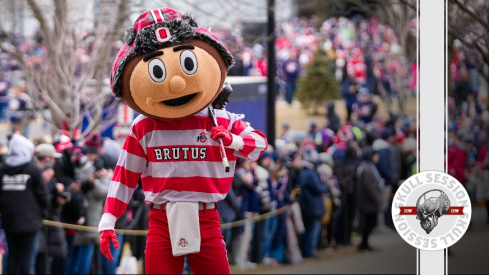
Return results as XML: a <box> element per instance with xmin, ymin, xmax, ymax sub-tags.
<box><xmin>46</xmin><ymin>177</ymin><xmax>68</xmax><ymax>258</ymax></box>
<box><xmin>355</xmin><ymin>161</ymin><xmax>382</xmax><ymax>214</ymax></box>
<box><xmin>0</xmin><ymin>161</ymin><xmax>49</xmax><ymax>232</ymax></box>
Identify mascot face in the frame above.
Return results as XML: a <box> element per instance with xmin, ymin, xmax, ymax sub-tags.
<box><xmin>110</xmin><ymin>8</ymin><xmax>233</xmax><ymax>120</ymax></box>
<box><xmin>124</xmin><ymin>40</ymin><xmax>224</xmax><ymax>119</ymax></box>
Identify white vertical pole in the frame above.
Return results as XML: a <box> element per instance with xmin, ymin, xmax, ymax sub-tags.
<box><xmin>419</xmin><ymin>0</ymin><xmax>446</xmax><ymax>274</ymax></box>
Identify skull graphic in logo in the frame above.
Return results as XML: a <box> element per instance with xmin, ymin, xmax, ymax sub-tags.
<box><xmin>416</xmin><ymin>189</ymin><xmax>450</xmax><ymax>234</ymax></box>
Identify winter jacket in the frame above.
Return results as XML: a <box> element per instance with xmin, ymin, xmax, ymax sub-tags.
<box><xmin>217</xmin><ymin>187</ymin><xmax>241</xmax><ymax>222</ymax></box>
<box><xmin>335</xmin><ymin>149</ymin><xmax>358</xmax><ymax>195</ymax></box>
<box><xmin>236</xmin><ymin>168</ymin><xmax>259</xmax><ymax>214</ymax></box>
<box><xmin>299</xmin><ymin>161</ymin><xmax>328</xmax><ymax>219</ymax></box>
<box><xmin>373</xmin><ymin>139</ymin><xmax>394</xmax><ymax>186</ymax></box>
<box><xmin>283</xmin><ymin>59</ymin><xmax>300</xmax><ymax>81</ymax></box>
<box><xmin>389</xmin><ymin>143</ymin><xmax>402</xmax><ymax>184</ymax></box>
<box><xmin>355</xmin><ymin>161</ymin><xmax>382</xmax><ymax>214</ymax></box>
<box><xmin>354</xmin><ymin>100</ymin><xmax>376</xmax><ymax>123</ymax></box>
<box><xmin>46</xmin><ymin>175</ymin><xmax>68</xmax><ymax>258</ymax></box>
<box><xmin>74</xmin><ymin>162</ymin><xmax>110</xmax><ymax>245</ymax></box>
<box><xmin>326</xmin><ymin>105</ymin><xmax>340</xmax><ymax>133</ymax></box>
<box><xmin>254</xmin><ymin>165</ymin><xmax>277</xmax><ymax>213</ymax></box>
<box><xmin>0</xmin><ymin>134</ymin><xmax>49</xmax><ymax>232</ymax></box>
<box><xmin>341</xmin><ymin>78</ymin><xmax>357</xmax><ymax>107</ymax></box>
<box><xmin>100</xmin><ymin>138</ymin><xmax>122</xmax><ymax>170</ymax></box>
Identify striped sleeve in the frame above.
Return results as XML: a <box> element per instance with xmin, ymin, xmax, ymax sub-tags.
<box><xmin>99</xmin><ymin>121</ymin><xmax>148</xmax><ymax>232</ymax></box>
<box><xmin>227</xmin><ymin>115</ymin><xmax>268</xmax><ymax>161</ymax></box>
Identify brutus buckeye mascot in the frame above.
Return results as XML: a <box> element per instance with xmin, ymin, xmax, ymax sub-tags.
<box><xmin>98</xmin><ymin>8</ymin><xmax>267</xmax><ymax>274</ymax></box>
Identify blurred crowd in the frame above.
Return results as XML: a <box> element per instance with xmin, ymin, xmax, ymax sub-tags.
<box><xmin>0</xmin><ymin>30</ymin><xmax>118</xmax><ymax>137</ymax></box>
<box><xmin>0</xmin><ymin>8</ymin><xmax>487</xmax><ymax>275</ymax></box>
<box><xmin>0</xmin><ymin>14</ymin><xmax>424</xmax><ymax>275</ymax></box>
<box><xmin>0</xmin><ymin>132</ymin><xmax>134</xmax><ymax>274</ymax></box>
<box><xmin>217</xmin><ymin>102</ymin><xmax>417</xmax><ymax>269</ymax></box>
<box><xmin>0</xmin><ymin>103</ymin><xmax>418</xmax><ymax>274</ymax></box>
<box><xmin>223</xmin><ymin>16</ymin><xmax>415</xmax><ymax>106</ymax></box>
<box><xmin>0</xmin><ymin>31</ymin><xmax>50</xmax><ymax>137</ymax></box>
<box><xmin>447</xmin><ymin>41</ymin><xmax>489</xmax><ymax>222</ymax></box>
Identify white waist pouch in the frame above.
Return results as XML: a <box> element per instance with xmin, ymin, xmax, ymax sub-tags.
<box><xmin>166</xmin><ymin>202</ymin><xmax>201</xmax><ymax>256</ymax></box>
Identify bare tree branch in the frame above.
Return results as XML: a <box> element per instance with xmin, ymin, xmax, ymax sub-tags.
<box><xmin>452</xmin><ymin>0</ymin><xmax>489</xmax><ymax>30</ymax></box>
<box><xmin>0</xmin><ymin>0</ymin><xmax>145</xmax><ymax>138</ymax></box>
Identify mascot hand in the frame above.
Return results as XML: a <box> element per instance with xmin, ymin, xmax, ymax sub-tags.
<box><xmin>211</xmin><ymin>125</ymin><xmax>233</xmax><ymax>146</ymax></box>
<box><xmin>100</xmin><ymin>230</ymin><xmax>119</xmax><ymax>261</ymax></box>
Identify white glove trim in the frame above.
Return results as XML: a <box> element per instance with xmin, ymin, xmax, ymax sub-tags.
<box><xmin>228</xmin><ymin>134</ymin><xmax>244</xmax><ymax>151</ymax></box>
<box><xmin>98</xmin><ymin>213</ymin><xmax>117</xmax><ymax>232</ymax></box>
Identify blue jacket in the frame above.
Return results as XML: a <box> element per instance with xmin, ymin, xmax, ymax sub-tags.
<box><xmin>373</xmin><ymin>139</ymin><xmax>394</xmax><ymax>186</ymax></box>
<box><xmin>341</xmin><ymin>78</ymin><xmax>357</xmax><ymax>107</ymax></box>
<box><xmin>299</xmin><ymin>161</ymin><xmax>328</xmax><ymax>219</ymax></box>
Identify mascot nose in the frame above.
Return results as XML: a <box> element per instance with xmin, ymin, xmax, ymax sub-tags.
<box><xmin>169</xmin><ymin>75</ymin><xmax>187</xmax><ymax>94</ymax></box>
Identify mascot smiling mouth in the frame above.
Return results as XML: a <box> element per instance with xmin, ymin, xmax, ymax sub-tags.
<box><xmin>162</xmin><ymin>93</ymin><xmax>197</xmax><ymax>106</ymax></box>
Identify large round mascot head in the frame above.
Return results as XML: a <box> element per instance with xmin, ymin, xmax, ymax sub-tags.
<box><xmin>111</xmin><ymin>8</ymin><xmax>234</xmax><ymax>119</ymax></box>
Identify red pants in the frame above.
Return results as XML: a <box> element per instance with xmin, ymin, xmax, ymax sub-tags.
<box><xmin>145</xmin><ymin>206</ymin><xmax>230</xmax><ymax>274</ymax></box>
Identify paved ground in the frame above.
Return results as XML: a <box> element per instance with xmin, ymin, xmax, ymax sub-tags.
<box><xmin>233</xmin><ymin>206</ymin><xmax>488</xmax><ymax>274</ymax></box>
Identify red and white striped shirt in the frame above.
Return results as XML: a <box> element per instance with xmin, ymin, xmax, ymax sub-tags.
<box><xmin>99</xmin><ymin>108</ymin><xmax>267</xmax><ymax>231</ymax></box>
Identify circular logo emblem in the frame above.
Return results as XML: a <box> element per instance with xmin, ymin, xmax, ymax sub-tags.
<box><xmin>198</xmin><ymin>132</ymin><xmax>207</xmax><ymax>143</ymax></box>
<box><xmin>178</xmin><ymin>238</ymin><xmax>188</xmax><ymax>248</ymax></box>
<box><xmin>392</xmin><ymin>171</ymin><xmax>471</xmax><ymax>251</ymax></box>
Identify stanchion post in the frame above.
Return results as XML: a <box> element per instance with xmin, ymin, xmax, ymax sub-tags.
<box><xmin>267</xmin><ymin>0</ymin><xmax>276</xmax><ymax>143</ymax></box>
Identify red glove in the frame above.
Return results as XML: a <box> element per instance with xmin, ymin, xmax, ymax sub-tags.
<box><xmin>211</xmin><ymin>125</ymin><xmax>233</xmax><ymax>146</ymax></box>
<box><xmin>100</xmin><ymin>230</ymin><xmax>119</xmax><ymax>261</ymax></box>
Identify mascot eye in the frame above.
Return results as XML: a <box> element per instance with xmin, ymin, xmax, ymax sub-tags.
<box><xmin>180</xmin><ymin>50</ymin><xmax>197</xmax><ymax>75</ymax></box>
<box><xmin>148</xmin><ymin>59</ymin><xmax>166</xmax><ymax>83</ymax></box>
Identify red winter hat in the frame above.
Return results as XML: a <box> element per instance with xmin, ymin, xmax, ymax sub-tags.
<box><xmin>337</xmin><ymin>125</ymin><xmax>353</xmax><ymax>143</ymax></box>
<box><xmin>110</xmin><ymin>8</ymin><xmax>235</xmax><ymax>98</ymax></box>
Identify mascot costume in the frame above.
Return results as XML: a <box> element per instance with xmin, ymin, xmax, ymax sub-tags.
<box><xmin>98</xmin><ymin>8</ymin><xmax>267</xmax><ymax>274</ymax></box>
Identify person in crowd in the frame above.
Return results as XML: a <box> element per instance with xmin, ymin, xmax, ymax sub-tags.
<box><xmin>401</xmin><ymin>137</ymin><xmax>417</xmax><ymax>179</ymax></box>
<box><xmin>332</xmin><ymin>125</ymin><xmax>354</xmax><ymax>162</ymax></box>
<box><xmin>232</xmin><ymin>159</ymin><xmax>259</xmax><ymax>270</ymax></box>
<box><xmin>341</xmin><ymin>75</ymin><xmax>358</xmax><ymax>122</ymax></box>
<box><xmin>255</xmin><ymin>53</ymin><xmax>268</xmax><ymax>77</ymax></box>
<box><xmin>307</xmin><ymin>121</ymin><xmax>324</xmax><ymax>152</ymax></box>
<box><xmin>8</xmin><ymin>84</ymin><xmax>35</xmax><ymax>137</ymax></box>
<box><xmin>256</xmin><ymin>152</ymin><xmax>278</xmax><ymax>265</ymax></box>
<box><xmin>35</xmin><ymin>143</ymin><xmax>69</xmax><ymax>274</ymax></box>
<box><xmin>316</xmin><ymin>161</ymin><xmax>340</xmax><ymax>250</ymax></box>
<box><xmin>279</xmin><ymin>122</ymin><xmax>294</xmax><ymax>143</ymax></box>
<box><xmin>354</xmin><ymin>88</ymin><xmax>377</xmax><ymax>124</ymax></box>
<box><xmin>217</xmin><ymin>182</ymin><xmax>241</xmax><ymax>256</ymax></box>
<box><xmin>386</xmin><ymin>127</ymin><xmax>402</xmax><ymax>226</ymax></box>
<box><xmin>453</xmin><ymin>69</ymin><xmax>472</xmax><ymax>109</ymax></box>
<box><xmin>448</xmin><ymin>135</ymin><xmax>467</xmax><ymax>186</ymax></box>
<box><xmin>70</xmin><ymin>134</ymin><xmax>111</xmax><ymax>274</ymax></box>
<box><xmin>0</xmin><ymin>134</ymin><xmax>49</xmax><ymax>274</ymax></box>
<box><xmin>475</xmin><ymin>139</ymin><xmax>489</xmax><ymax>223</ymax></box>
<box><xmin>373</xmin><ymin>127</ymin><xmax>395</xmax><ymax>228</ymax></box>
<box><xmin>269</xmin><ymin>163</ymin><xmax>290</xmax><ymax>264</ymax></box>
<box><xmin>299</xmin><ymin>147</ymin><xmax>328</xmax><ymax>258</ymax></box>
<box><xmin>53</xmin><ymin>134</ymin><xmax>77</xmax><ymax>185</ymax></box>
<box><xmin>0</xmin><ymin>72</ymin><xmax>11</xmax><ymax>122</ymax></box>
<box><xmin>98</xmin><ymin>138</ymin><xmax>127</xmax><ymax>275</ymax></box>
<box><xmin>334</xmin><ymin>146</ymin><xmax>358</xmax><ymax>246</ymax></box>
<box><xmin>326</xmin><ymin>101</ymin><xmax>340</xmax><ymax>134</ymax></box>
<box><xmin>318</xmin><ymin>120</ymin><xmax>336</xmax><ymax>152</ymax></box>
<box><xmin>356</xmin><ymin>146</ymin><xmax>383</xmax><ymax>251</ymax></box>
<box><xmin>282</xmin><ymin>52</ymin><xmax>300</xmax><ymax>104</ymax></box>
